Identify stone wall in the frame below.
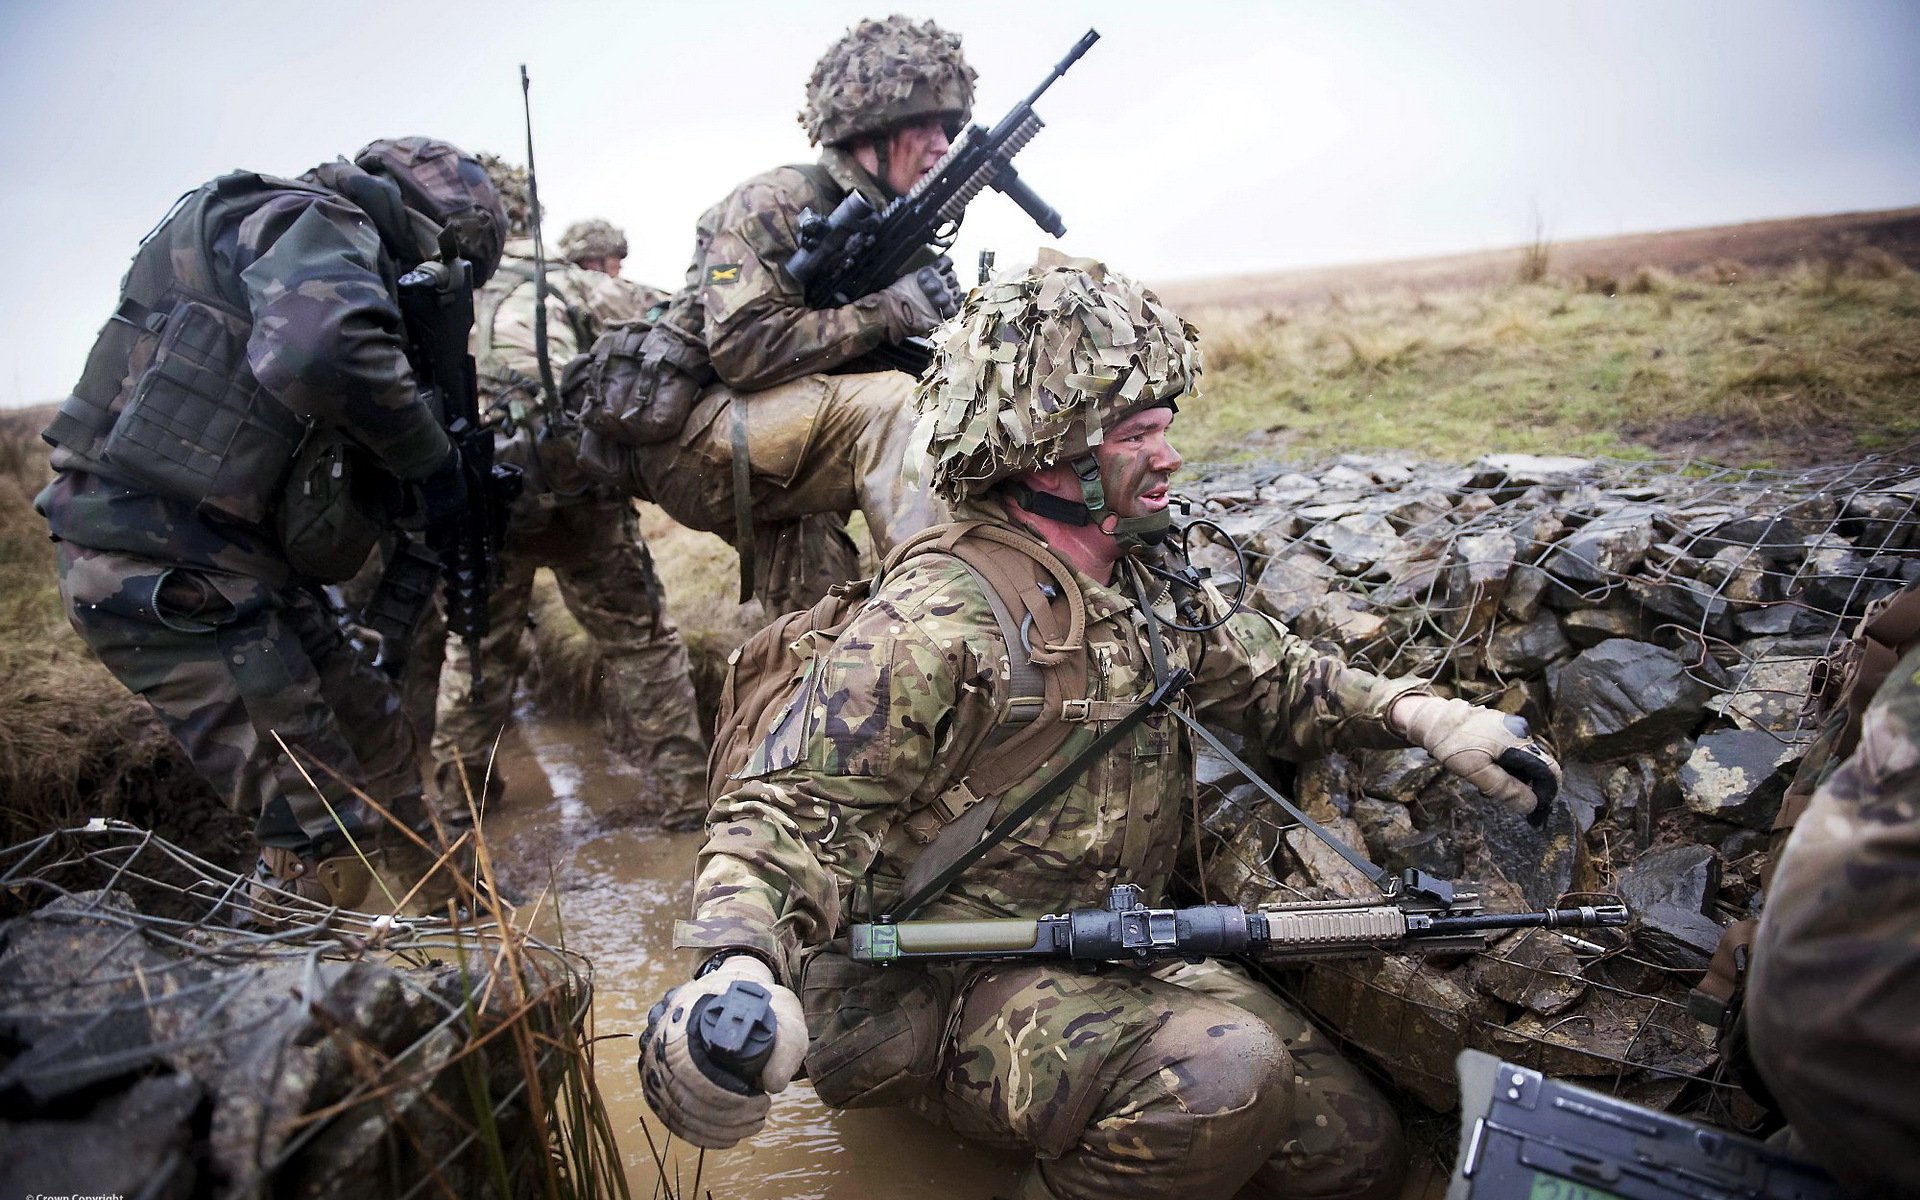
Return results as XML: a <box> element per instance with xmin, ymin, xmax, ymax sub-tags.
<box><xmin>1176</xmin><ymin>451</ymin><xmax>1920</xmax><ymax>1115</ymax></box>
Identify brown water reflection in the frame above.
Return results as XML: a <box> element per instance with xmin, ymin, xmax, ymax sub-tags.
<box><xmin>481</xmin><ymin>708</ymin><xmax>1024</xmax><ymax>1200</ymax></box>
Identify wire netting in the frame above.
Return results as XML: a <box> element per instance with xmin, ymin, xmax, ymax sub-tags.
<box><xmin>1170</xmin><ymin>449</ymin><xmax>1920</xmax><ymax>1143</ymax></box>
<box><xmin>0</xmin><ymin>821</ymin><xmax>623</xmax><ymax>1200</ymax></box>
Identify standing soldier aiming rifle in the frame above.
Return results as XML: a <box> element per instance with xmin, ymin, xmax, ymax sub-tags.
<box><xmin>580</xmin><ymin>16</ymin><xmax>1091</xmax><ymax>613</ymax></box>
<box><xmin>639</xmin><ymin>253</ymin><xmax>1565</xmax><ymax>1200</ymax></box>
<box><xmin>428</xmin><ymin>150</ymin><xmax>709</xmax><ymax>827</ymax></box>
<box><xmin>35</xmin><ymin>137</ymin><xmax>506</xmax><ymax>909</ymax></box>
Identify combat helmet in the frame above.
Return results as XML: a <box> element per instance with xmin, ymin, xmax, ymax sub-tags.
<box><xmin>799</xmin><ymin>15</ymin><xmax>976</xmax><ymax>147</ymax></box>
<box><xmin>559</xmin><ymin>218</ymin><xmax>628</xmax><ymax>264</ymax></box>
<box><xmin>474</xmin><ymin>152</ymin><xmax>535</xmax><ymax>240</ymax></box>
<box><xmin>913</xmin><ymin>250</ymin><xmax>1201</xmax><ymax>545</ymax></box>
<box><xmin>355</xmin><ymin>137</ymin><xmax>508</xmax><ymax>284</ymax></box>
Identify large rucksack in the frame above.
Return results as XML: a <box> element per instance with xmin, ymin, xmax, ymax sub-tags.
<box><xmin>707</xmin><ymin>520</ymin><xmax>1102</xmax><ymax>849</ymax></box>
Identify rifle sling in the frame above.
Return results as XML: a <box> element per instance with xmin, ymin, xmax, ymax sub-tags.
<box><xmin>1166</xmin><ymin>705</ymin><xmax>1391</xmax><ymax>892</ymax></box>
<box><xmin>891</xmin><ymin>666</ymin><xmax>1192</xmax><ymax>921</ymax></box>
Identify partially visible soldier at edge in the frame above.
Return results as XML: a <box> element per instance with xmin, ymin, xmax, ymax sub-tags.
<box><xmin>578</xmin><ymin>14</ymin><xmax>966</xmax><ymax>613</ymax></box>
<box><xmin>639</xmin><ymin>254</ymin><xmax>1567</xmax><ymax>1200</ymax></box>
<box><xmin>1746</xmin><ymin>598</ymin><xmax>1920</xmax><ymax>1199</ymax></box>
<box><xmin>430</xmin><ymin>156</ymin><xmax>708</xmax><ymax>828</ymax></box>
<box><xmin>35</xmin><ymin>137</ymin><xmax>505</xmax><ymax>908</ymax></box>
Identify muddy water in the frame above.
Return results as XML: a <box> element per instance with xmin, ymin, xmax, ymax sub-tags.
<box><xmin>479</xmin><ymin>707</ymin><xmax>1024</xmax><ymax>1200</ymax></box>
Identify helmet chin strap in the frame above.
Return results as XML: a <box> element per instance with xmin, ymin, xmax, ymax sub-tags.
<box><xmin>1005</xmin><ymin>455</ymin><xmax>1174</xmax><ymax>555</ymax></box>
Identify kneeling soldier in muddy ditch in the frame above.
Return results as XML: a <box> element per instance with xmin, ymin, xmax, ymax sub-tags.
<box><xmin>639</xmin><ymin>252</ymin><xmax>1565</xmax><ymax>1200</ymax></box>
<box><xmin>36</xmin><ymin>137</ymin><xmax>506</xmax><ymax>911</ymax></box>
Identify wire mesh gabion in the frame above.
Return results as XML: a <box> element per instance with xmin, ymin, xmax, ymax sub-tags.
<box><xmin>1167</xmin><ymin>448</ymin><xmax>1920</xmax><ymax>1139</ymax></box>
<box><xmin>0</xmin><ymin>821</ymin><xmax>610</xmax><ymax>1200</ymax></box>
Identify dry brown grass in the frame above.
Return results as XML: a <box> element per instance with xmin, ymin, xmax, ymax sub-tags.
<box><xmin>0</xmin><ymin>408</ymin><xmax>237</xmax><ymax>849</ymax></box>
<box><xmin>1176</xmin><ymin>256</ymin><xmax>1920</xmax><ymax>469</ymax></box>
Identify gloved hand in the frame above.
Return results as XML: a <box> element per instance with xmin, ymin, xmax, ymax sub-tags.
<box><xmin>1389</xmin><ymin>694</ymin><xmax>1561</xmax><ymax>826</ymax></box>
<box><xmin>638</xmin><ymin>954</ymin><xmax>808</xmax><ymax>1149</ymax></box>
<box><xmin>415</xmin><ymin>446</ymin><xmax>468</xmax><ymax>526</ymax></box>
<box><xmin>874</xmin><ymin>256</ymin><xmax>962</xmax><ymax>340</ymax></box>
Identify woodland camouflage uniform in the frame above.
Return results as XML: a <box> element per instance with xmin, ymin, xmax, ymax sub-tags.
<box><xmin>432</xmin><ymin>218</ymin><xmax>709</xmax><ymax>825</ymax></box>
<box><xmin>35</xmin><ymin>138</ymin><xmax>504</xmax><ymax>901</ymax></box>
<box><xmin>581</xmin><ymin>16</ymin><xmax>969</xmax><ymax>612</ymax></box>
<box><xmin>674</xmin><ymin>259</ymin><xmax>1418</xmax><ymax>1199</ymax></box>
<box><xmin>1748</xmin><ymin>637</ymin><xmax>1920</xmax><ymax>1198</ymax></box>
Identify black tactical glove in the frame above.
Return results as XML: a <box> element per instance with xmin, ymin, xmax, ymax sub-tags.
<box><xmin>416</xmin><ymin>446</ymin><xmax>469</xmax><ymax>526</ymax></box>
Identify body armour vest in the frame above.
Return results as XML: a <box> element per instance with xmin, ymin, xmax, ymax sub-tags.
<box><xmin>43</xmin><ymin>172</ymin><xmax>335</xmax><ymax>530</ymax></box>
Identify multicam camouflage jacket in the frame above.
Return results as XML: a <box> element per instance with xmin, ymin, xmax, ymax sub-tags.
<box><xmin>676</xmin><ymin>504</ymin><xmax>1429</xmax><ymax>979</ymax></box>
<box><xmin>38</xmin><ymin>167</ymin><xmax>448</xmax><ymax>585</ymax></box>
<box><xmin>650</xmin><ymin>147</ymin><xmax>915</xmax><ymax>394</ymax></box>
<box><xmin>476</xmin><ymin>238</ymin><xmax>668</xmax><ymax>503</ymax></box>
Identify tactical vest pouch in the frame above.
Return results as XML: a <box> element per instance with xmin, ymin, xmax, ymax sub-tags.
<box><xmin>100</xmin><ymin>295</ymin><xmax>304</xmax><ymax>528</ymax></box>
<box><xmin>799</xmin><ymin>945</ymin><xmax>954</xmax><ymax>1110</ymax></box>
<box><xmin>578</xmin><ymin>321</ymin><xmax>709</xmax><ymax>445</ymax></box>
<box><xmin>277</xmin><ymin>430</ymin><xmax>393</xmax><ymax>582</ymax></box>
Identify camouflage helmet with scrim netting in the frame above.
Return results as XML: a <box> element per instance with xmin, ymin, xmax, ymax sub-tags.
<box><xmin>559</xmin><ymin>218</ymin><xmax>628</xmax><ymax>264</ymax></box>
<box><xmin>912</xmin><ymin>249</ymin><xmax>1202</xmax><ymax>508</ymax></box>
<box><xmin>474</xmin><ymin>152</ymin><xmax>534</xmax><ymax>240</ymax></box>
<box><xmin>799</xmin><ymin>15</ymin><xmax>976</xmax><ymax>147</ymax></box>
<box><xmin>353</xmin><ymin>137</ymin><xmax>508</xmax><ymax>284</ymax></box>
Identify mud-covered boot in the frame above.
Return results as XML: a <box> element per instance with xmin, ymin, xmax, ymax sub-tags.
<box><xmin>252</xmin><ymin>845</ymin><xmax>377</xmax><ymax>912</ymax></box>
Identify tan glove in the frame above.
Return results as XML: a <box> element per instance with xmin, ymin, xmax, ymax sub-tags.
<box><xmin>1388</xmin><ymin>694</ymin><xmax>1561</xmax><ymax>824</ymax></box>
<box><xmin>638</xmin><ymin>955</ymin><xmax>808</xmax><ymax>1149</ymax></box>
<box><xmin>872</xmin><ymin>257</ymin><xmax>962</xmax><ymax>341</ymax></box>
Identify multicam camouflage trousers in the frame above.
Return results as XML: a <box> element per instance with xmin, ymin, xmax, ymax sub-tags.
<box><xmin>908</xmin><ymin>957</ymin><xmax>1405</xmax><ymax>1200</ymax></box>
<box><xmin>580</xmin><ymin>369</ymin><xmax>946</xmax><ymax>613</ymax></box>
<box><xmin>429</xmin><ymin>496</ymin><xmax>709</xmax><ymax>828</ymax></box>
<box><xmin>54</xmin><ymin>543</ymin><xmax>424</xmax><ymax>858</ymax></box>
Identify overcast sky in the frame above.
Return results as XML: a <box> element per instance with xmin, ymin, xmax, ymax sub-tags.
<box><xmin>2</xmin><ymin>0</ymin><xmax>1916</xmax><ymax>407</ymax></box>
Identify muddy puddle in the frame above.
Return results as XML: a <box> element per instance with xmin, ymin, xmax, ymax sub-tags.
<box><xmin>477</xmin><ymin>706</ymin><xmax>1025</xmax><ymax>1199</ymax></box>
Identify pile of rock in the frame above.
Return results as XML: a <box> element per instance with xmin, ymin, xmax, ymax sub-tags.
<box><xmin>1177</xmin><ymin>451</ymin><xmax>1920</xmax><ymax>1112</ymax></box>
<box><xmin>0</xmin><ymin>881</ymin><xmax>586</xmax><ymax>1198</ymax></box>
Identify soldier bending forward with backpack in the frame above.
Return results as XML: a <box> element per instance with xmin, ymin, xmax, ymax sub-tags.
<box><xmin>640</xmin><ymin>254</ymin><xmax>1562</xmax><ymax>1200</ymax></box>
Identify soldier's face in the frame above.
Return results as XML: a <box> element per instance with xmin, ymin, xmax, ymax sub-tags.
<box><xmin>1096</xmin><ymin>407</ymin><xmax>1182</xmax><ymax>519</ymax></box>
<box><xmin>883</xmin><ymin>117</ymin><xmax>953</xmax><ymax>193</ymax></box>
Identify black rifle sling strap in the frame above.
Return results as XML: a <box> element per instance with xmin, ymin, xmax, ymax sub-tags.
<box><xmin>892</xmin><ymin>552</ymin><xmax>1185</xmax><ymax>922</ymax></box>
<box><xmin>893</xmin><ymin>666</ymin><xmax>1193</xmax><ymax>921</ymax></box>
<box><xmin>1124</xmin><ymin>566</ymin><xmax>1395</xmax><ymax>893</ymax></box>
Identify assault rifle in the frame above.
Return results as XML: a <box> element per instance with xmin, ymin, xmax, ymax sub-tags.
<box><xmin>784</xmin><ymin>28</ymin><xmax>1100</xmax><ymax>374</ymax></box>
<box><xmin>850</xmin><ymin>879</ymin><xmax>1627</xmax><ymax>968</ymax></box>
<box><xmin>364</xmin><ymin>240</ymin><xmax>520</xmax><ymax>689</ymax></box>
<box><xmin>1449</xmin><ymin>1050</ymin><xmax>1842</xmax><ymax>1200</ymax></box>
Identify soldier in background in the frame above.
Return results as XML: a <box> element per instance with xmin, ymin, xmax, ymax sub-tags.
<box><xmin>559</xmin><ymin>217</ymin><xmax>629</xmax><ymax>277</ymax></box>
<box><xmin>580</xmin><ymin>15</ymin><xmax>964</xmax><ymax>613</ymax></box>
<box><xmin>36</xmin><ymin>138</ymin><xmax>504</xmax><ymax>907</ymax></box>
<box><xmin>1746</xmin><ymin>596</ymin><xmax>1920</xmax><ymax>1199</ymax></box>
<box><xmin>640</xmin><ymin>255</ymin><xmax>1564</xmax><ymax>1199</ymax></box>
<box><xmin>431</xmin><ymin>156</ymin><xmax>708</xmax><ymax>828</ymax></box>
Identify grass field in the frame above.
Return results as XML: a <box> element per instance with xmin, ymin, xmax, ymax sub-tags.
<box><xmin>3</xmin><ymin>212</ymin><xmax>1916</xmax><ymax>847</ymax></box>
<box><xmin>1172</xmin><ymin>249</ymin><xmax>1920</xmax><ymax>469</ymax></box>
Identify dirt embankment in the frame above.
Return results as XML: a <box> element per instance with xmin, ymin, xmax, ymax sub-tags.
<box><xmin>0</xmin><ymin>407</ymin><xmax>245</xmax><ymax>858</ymax></box>
<box><xmin>1157</xmin><ymin>205</ymin><xmax>1920</xmax><ymax>313</ymax></box>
